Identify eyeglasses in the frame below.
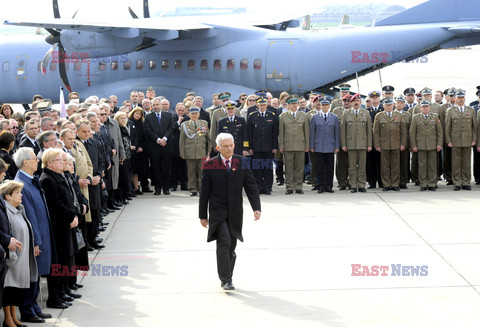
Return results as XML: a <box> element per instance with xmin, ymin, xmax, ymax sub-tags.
<box><xmin>12</xmin><ymin>127</ymin><xmax>19</xmax><ymax>129</ymax></box>
<box><xmin>240</xmin><ymin>98</ymin><xmax>247</xmax><ymax>101</ymax></box>
<box><xmin>247</xmin><ymin>99</ymin><xmax>255</xmax><ymax>102</ymax></box>
<box><xmin>99</xmin><ymin>113</ymin><xmax>107</xmax><ymax>116</ymax></box>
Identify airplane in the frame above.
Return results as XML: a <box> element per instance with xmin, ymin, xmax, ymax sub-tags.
<box><xmin>2</xmin><ymin>0</ymin><xmax>480</xmax><ymax>107</ymax></box>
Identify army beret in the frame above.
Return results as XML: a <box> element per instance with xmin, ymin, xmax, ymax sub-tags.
<box><xmin>395</xmin><ymin>95</ymin><xmax>406</xmax><ymax>103</ymax></box>
<box><xmin>218</xmin><ymin>92</ymin><xmax>231</xmax><ymax>100</ymax></box>
<box><xmin>421</xmin><ymin>88</ymin><xmax>432</xmax><ymax>95</ymax></box>
<box><xmin>257</xmin><ymin>98</ymin><xmax>268</xmax><ymax>105</ymax></box>
<box><xmin>225</xmin><ymin>101</ymin><xmax>237</xmax><ymax>109</ymax></box>
<box><xmin>338</xmin><ymin>83</ymin><xmax>351</xmax><ymax>91</ymax></box>
<box><xmin>286</xmin><ymin>95</ymin><xmax>298</xmax><ymax>104</ymax></box>
<box><xmin>342</xmin><ymin>94</ymin><xmax>352</xmax><ymax>101</ymax></box>
<box><xmin>255</xmin><ymin>90</ymin><xmax>267</xmax><ymax>97</ymax></box>
<box><xmin>189</xmin><ymin>107</ymin><xmax>200</xmax><ymax>113</ymax></box>
<box><xmin>455</xmin><ymin>89</ymin><xmax>466</xmax><ymax>97</ymax></box>
<box><xmin>368</xmin><ymin>90</ymin><xmax>381</xmax><ymax>97</ymax></box>
<box><xmin>416</xmin><ymin>93</ymin><xmax>423</xmax><ymax>99</ymax></box>
<box><xmin>383</xmin><ymin>98</ymin><xmax>394</xmax><ymax>105</ymax></box>
<box><xmin>403</xmin><ymin>87</ymin><xmax>415</xmax><ymax>95</ymax></box>
<box><xmin>382</xmin><ymin>85</ymin><xmax>395</xmax><ymax>93</ymax></box>
<box><xmin>320</xmin><ymin>97</ymin><xmax>331</xmax><ymax>105</ymax></box>
<box><xmin>350</xmin><ymin>93</ymin><xmax>360</xmax><ymax>102</ymax></box>
<box><xmin>420</xmin><ymin>100</ymin><xmax>431</xmax><ymax>106</ymax></box>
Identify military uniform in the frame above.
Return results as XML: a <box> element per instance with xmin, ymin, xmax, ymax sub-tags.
<box><xmin>439</xmin><ymin>102</ymin><xmax>455</xmax><ymax>184</ymax></box>
<box><xmin>306</xmin><ymin>109</ymin><xmax>320</xmax><ymax>188</ymax></box>
<box><xmin>247</xmin><ymin>110</ymin><xmax>278</xmax><ymax>194</ymax></box>
<box><xmin>218</xmin><ymin>115</ymin><xmax>248</xmax><ymax>156</ymax></box>
<box><xmin>341</xmin><ymin>108</ymin><xmax>372</xmax><ymax>190</ymax></box>
<box><xmin>332</xmin><ymin>106</ymin><xmax>349</xmax><ymax>188</ymax></box>
<box><xmin>366</xmin><ymin>104</ymin><xmax>384</xmax><ymax>188</ymax></box>
<box><xmin>410</xmin><ymin>112</ymin><xmax>443</xmax><ymax>188</ymax></box>
<box><xmin>279</xmin><ymin>110</ymin><xmax>309</xmax><ymax>192</ymax></box>
<box><xmin>395</xmin><ymin>109</ymin><xmax>412</xmax><ymax>187</ymax></box>
<box><xmin>179</xmin><ymin>119</ymin><xmax>211</xmax><ymax>193</ymax></box>
<box><xmin>445</xmin><ymin>104</ymin><xmax>477</xmax><ymax>188</ymax></box>
<box><xmin>373</xmin><ymin>110</ymin><xmax>406</xmax><ymax>189</ymax></box>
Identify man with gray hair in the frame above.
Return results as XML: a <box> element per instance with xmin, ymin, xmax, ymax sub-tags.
<box><xmin>66</xmin><ymin>102</ymin><xmax>79</xmax><ymax>119</ymax></box>
<box><xmin>36</xmin><ymin>131</ymin><xmax>57</xmax><ymax>173</ymax></box>
<box><xmin>0</xmin><ymin>119</ymin><xmax>12</xmax><ymax>132</ymax></box>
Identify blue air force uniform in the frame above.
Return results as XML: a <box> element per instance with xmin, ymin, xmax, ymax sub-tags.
<box><xmin>218</xmin><ymin>115</ymin><xmax>248</xmax><ymax>156</ymax></box>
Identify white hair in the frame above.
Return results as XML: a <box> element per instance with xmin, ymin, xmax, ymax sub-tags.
<box><xmin>216</xmin><ymin>133</ymin><xmax>234</xmax><ymax>148</ymax></box>
<box><xmin>13</xmin><ymin>147</ymin><xmax>35</xmax><ymax>168</ymax></box>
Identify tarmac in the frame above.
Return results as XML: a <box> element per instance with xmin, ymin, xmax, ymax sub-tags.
<box><xmin>17</xmin><ymin>180</ymin><xmax>480</xmax><ymax>327</ymax></box>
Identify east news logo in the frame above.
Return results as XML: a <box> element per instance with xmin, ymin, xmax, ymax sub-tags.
<box><xmin>351</xmin><ymin>264</ymin><xmax>429</xmax><ymax>276</ymax></box>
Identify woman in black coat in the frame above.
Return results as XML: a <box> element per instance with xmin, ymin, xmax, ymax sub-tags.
<box><xmin>128</xmin><ymin>108</ymin><xmax>146</xmax><ymax>194</ymax></box>
<box><xmin>0</xmin><ymin>132</ymin><xmax>18</xmax><ymax>181</ymax></box>
<box><xmin>114</xmin><ymin>112</ymin><xmax>134</xmax><ymax>203</ymax></box>
<box><xmin>39</xmin><ymin>149</ymin><xmax>78</xmax><ymax>309</ymax></box>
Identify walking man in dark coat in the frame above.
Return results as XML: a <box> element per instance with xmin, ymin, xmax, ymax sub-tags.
<box><xmin>199</xmin><ymin>133</ymin><xmax>261</xmax><ymax>290</ymax></box>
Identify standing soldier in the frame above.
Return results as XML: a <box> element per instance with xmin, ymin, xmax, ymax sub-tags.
<box><xmin>403</xmin><ymin>87</ymin><xmax>417</xmax><ymax>111</ymax></box>
<box><xmin>279</xmin><ymin>95</ymin><xmax>309</xmax><ymax>194</ymax></box>
<box><xmin>179</xmin><ymin>107</ymin><xmax>211</xmax><ymax>196</ymax></box>
<box><xmin>394</xmin><ymin>95</ymin><xmax>412</xmax><ymax>188</ymax></box>
<box><xmin>247</xmin><ymin>98</ymin><xmax>278</xmax><ymax>195</ymax></box>
<box><xmin>474</xmin><ymin>87</ymin><xmax>480</xmax><ymax>185</ymax></box>
<box><xmin>341</xmin><ymin>94</ymin><xmax>372</xmax><ymax>193</ymax></box>
<box><xmin>440</xmin><ymin>88</ymin><xmax>456</xmax><ymax>185</ymax></box>
<box><xmin>410</xmin><ymin>100</ymin><xmax>443</xmax><ymax>191</ymax></box>
<box><xmin>210</xmin><ymin>92</ymin><xmax>238</xmax><ymax>155</ymax></box>
<box><xmin>373</xmin><ymin>98</ymin><xmax>406</xmax><ymax>191</ymax></box>
<box><xmin>366</xmin><ymin>90</ymin><xmax>383</xmax><ymax>189</ymax></box>
<box><xmin>306</xmin><ymin>96</ymin><xmax>322</xmax><ymax>191</ymax></box>
<box><xmin>331</xmin><ymin>95</ymin><xmax>352</xmax><ymax>190</ymax></box>
<box><xmin>218</xmin><ymin>101</ymin><xmax>248</xmax><ymax>157</ymax></box>
<box><xmin>445</xmin><ymin>89</ymin><xmax>477</xmax><ymax>190</ymax></box>
<box><xmin>330</xmin><ymin>84</ymin><xmax>351</xmax><ymax>111</ymax></box>
<box><xmin>309</xmin><ymin>97</ymin><xmax>340</xmax><ymax>193</ymax></box>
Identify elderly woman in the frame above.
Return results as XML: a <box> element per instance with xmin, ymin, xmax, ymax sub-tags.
<box><xmin>128</xmin><ymin>107</ymin><xmax>146</xmax><ymax>195</ymax></box>
<box><xmin>0</xmin><ymin>105</ymin><xmax>14</xmax><ymax>120</ymax></box>
<box><xmin>114</xmin><ymin>112</ymin><xmax>134</xmax><ymax>203</ymax></box>
<box><xmin>39</xmin><ymin>148</ymin><xmax>78</xmax><ymax>309</ymax></box>
<box><xmin>0</xmin><ymin>180</ymin><xmax>38</xmax><ymax>327</ymax></box>
<box><xmin>0</xmin><ymin>131</ymin><xmax>17</xmax><ymax>181</ymax></box>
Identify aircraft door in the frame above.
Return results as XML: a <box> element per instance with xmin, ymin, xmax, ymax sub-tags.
<box><xmin>15</xmin><ymin>55</ymin><xmax>28</xmax><ymax>80</ymax></box>
<box><xmin>266</xmin><ymin>41</ymin><xmax>292</xmax><ymax>92</ymax></box>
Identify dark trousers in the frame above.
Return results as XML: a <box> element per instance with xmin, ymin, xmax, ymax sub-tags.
<box><xmin>19</xmin><ymin>278</ymin><xmax>42</xmax><ymax>318</ymax></box>
<box><xmin>169</xmin><ymin>155</ymin><xmax>188</xmax><ymax>188</ymax></box>
<box><xmin>251</xmin><ymin>151</ymin><xmax>274</xmax><ymax>193</ymax></box>
<box><xmin>443</xmin><ymin>145</ymin><xmax>452</xmax><ymax>183</ymax></box>
<box><xmin>87</xmin><ymin>208</ymin><xmax>100</xmax><ymax>245</ymax></box>
<box><xmin>150</xmin><ymin>152</ymin><xmax>172</xmax><ymax>191</ymax></box>
<box><xmin>315</xmin><ymin>152</ymin><xmax>334</xmax><ymax>190</ymax></box>
<box><xmin>473</xmin><ymin>146</ymin><xmax>480</xmax><ymax>183</ymax></box>
<box><xmin>367</xmin><ymin>148</ymin><xmax>382</xmax><ymax>187</ymax></box>
<box><xmin>214</xmin><ymin>220</ymin><xmax>237</xmax><ymax>283</ymax></box>
<box><xmin>275</xmin><ymin>161</ymin><xmax>284</xmax><ymax>183</ymax></box>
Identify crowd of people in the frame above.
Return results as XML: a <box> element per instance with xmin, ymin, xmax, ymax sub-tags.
<box><xmin>0</xmin><ymin>82</ymin><xmax>479</xmax><ymax>324</ymax></box>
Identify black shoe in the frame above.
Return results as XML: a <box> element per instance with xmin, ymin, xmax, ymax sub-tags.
<box><xmin>285</xmin><ymin>190</ymin><xmax>293</xmax><ymax>195</ymax></box>
<box><xmin>414</xmin><ymin>182</ymin><xmax>420</xmax><ymax>186</ymax></box>
<box><xmin>113</xmin><ymin>201</ymin><xmax>123</xmax><ymax>207</ymax></box>
<box><xmin>311</xmin><ymin>185</ymin><xmax>319</xmax><ymax>191</ymax></box>
<box><xmin>277</xmin><ymin>181</ymin><xmax>284</xmax><ymax>186</ymax></box>
<box><xmin>96</xmin><ymin>237</ymin><xmax>104</xmax><ymax>243</ymax></box>
<box><xmin>180</xmin><ymin>185</ymin><xmax>189</xmax><ymax>191</ymax></box>
<box><xmin>122</xmin><ymin>200</ymin><xmax>130</xmax><ymax>205</ymax></box>
<box><xmin>420</xmin><ymin>187</ymin><xmax>427</xmax><ymax>191</ymax></box>
<box><xmin>21</xmin><ymin>315</ymin><xmax>45</xmax><ymax>323</ymax></box>
<box><xmin>70</xmin><ymin>284</ymin><xmax>79</xmax><ymax>290</ymax></box>
<box><xmin>368</xmin><ymin>185</ymin><xmax>376</xmax><ymax>189</ymax></box>
<box><xmin>339</xmin><ymin>186</ymin><xmax>347</xmax><ymax>190</ymax></box>
<box><xmin>428</xmin><ymin>187</ymin><xmax>436</xmax><ymax>191</ymax></box>
<box><xmin>36</xmin><ymin>313</ymin><xmax>52</xmax><ymax>319</ymax></box>
<box><xmin>399</xmin><ymin>185</ymin><xmax>407</xmax><ymax>189</ymax></box>
<box><xmin>295</xmin><ymin>190</ymin><xmax>304</xmax><ymax>194</ymax></box>
<box><xmin>222</xmin><ymin>282</ymin><xmax>235</xmax><ymax>290</ymax></box>
<box><xmin>325</xmin><ymin>188</ymin><xmax>334</xmax><ymax>193</ymax></box>
<box><xmin>60</xmin><ymin>294</ymin><xmax>74</xmax><ymax>302</ymax></box>
<box><xmin>92</xmin><ymin>243</ymin><xmax>105</xmax><ymax>249</ymax></box>
<box><xmin>351</xmin><ymin>188</ymin><xmax>357</xmax><ymax>193</ymax></box>
<box><xmin>265</xmin><ymin>191</ymin><xmax>271</xmax><ymax>195</ymax></box>
<box><xmin>317</xmin><ymin>188</ymin><xmax>324</xmax><ymax>193</ymax></box>
<box><xmin>74</xmin><ymin>283</ymin><xmax>83</xmax><ymax>288</ymax></box>
<box><xmin>101</xmin><ymin>222</ymin><xmax>109</xmax><ymax>226</ymax></box>
<box><xmin>99</xmin><ymin>226</ymin><xmax>107</xmax><ymax>232</ymax></box>
<box><xmin>454</xmin><ymin>186</ymin><xmax>461</xmax><ymax>191</ymax></box>
<box><xmin>392</xmin><ymin>187</ymin><xmax>400</xmax><ymax>191</ymax></box>
<box><xmin>142</xmin><ymin>187</ymin><xmax>153</xmax><ymax>193</ymax></box>
<box><xmin>170</xmin><ymin>186</ymin><xmax>177</xmax><ymax>192</ymax></box>
<box><xmin>163</xmin><ymin>189</ymin><xmax>170</xmax><ymax>195</ymax></box>
<box><xmin>62</xmin><ymin>300</ymin><xmax>73</xmax><ymax>306</ymax></box>
<box><xmin>129</xmin><ymin>192</ymin><xmax>137</xmax><ymax>198</ymax></box>
<box><xmin>135</xmin><ymin>189</ymin><xmax>143</xmax><ymax>195</ymax></box>
<box><xmin>475</xmin><ymin>181</ymin><xmax>480</xmax><ymax>185</ymax></box>
<box><xmin>190</xmin><ymin>192</ymin><xmax>197</xmax><ymax>196</ymax></box>
<box><xmin>382</xmin><ymin>187</ymin><xmax>389</xmax><ymax>192</ymax></box>
<box><xmin>86</xmin><ymin>244</ymin><xmax>94</xmax><ymax>251</ymax></box>
<box><xmin>46</xmin><ymin>301</ymin><xmax>69</xmax><ymax>309</ymax></box>
<box><xmin>154</xmin><ymin>189</ymin><xmax>161</xmax><ymax>195</ymax></box>
<box><xmin>446</xmin><ymin>181</ymin><xmax>453</xmax><ymax>185</ymax></box>
<box><xmin>66</xmin><ymin>291</ymin><xmax>82</xmax><ymax>299</ymax></box>
<box><xmin>358</xmin><ymin>188</ymin><xmax>366</xmax><ymax>192</ymax></box>
<box><xmin>107</xmin><ymin>205</ymin><xmax>121</xmax><ymax>211</ymax></box>
<box><xmin>126</xmin><ymin>196</ymin><xmax>133</xmax><ymax>201</ymax></box>
<box><xmin>462</xmin><ymin>185</ymin><xmax>472</xmax><ymax>190</ymax></box>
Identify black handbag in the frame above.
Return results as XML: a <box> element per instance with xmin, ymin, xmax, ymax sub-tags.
<box><xmin>75</xmin><ymin>228</ymin><xmax>86</xmax><ymax>250</ymax></box>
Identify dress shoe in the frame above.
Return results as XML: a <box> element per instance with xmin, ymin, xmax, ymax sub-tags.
<box><xmin>317</xmin><ymin>188</ymin><xmax>324</xmax><ymax>194</ymax></box>
<box><xmin>100</xmin><ymin>222</ymin><xmax>109</xmax><ymax>227</ymax></box>
<box><xmin>36</xmin><ymin>313</ymin><xmax>52</xmax><ymax>319</ymax></box>
<box><xmin>454</xmin><ymin>186</ymin><xmax>461</xmax><ymax>191</ymax></box>
<box><xmin>107</xmin><ymin>205</ymin><xmax>121</xmax><ymax>211</ymax></box>
<box><xmin>122</xmin><ymin>200</ymin><xmax>130</xmax><ymax>205</ymax></box>
<box><xmin>126</xmin><ymin>196</ymin><xmax>133</xmax><ymax>201</ymax></box>
<box><xmin>60</xmin><ymin>294</ymin><xmax>74</xmax><ymax>302</ymax></box>
<box><xmin>382</xmin><ymin>187</ymin><xmax>389</xmax><ymax>192</ymax></box>
<box><xmin>325</xmin><ymin>188</ymin><xmax>334</xmax><ymax>193</ymax></box>
<box><xmin>420</xmin><ymin>187</ymin><xmax>427</xmax><ymax>191</ymax></box>
<box><xmin>295</xmin><ymin>190</ymin><xmax>304</xmax><ymax>194</ymax></box>
<box><xmin>70</xmin><ymin>284</ymin><xmax>79</xmax><ymax>290</ymax></box>
<box><xmin>462</xmin><ymin>185</ymin><xmax>472</xmax><ymax>190</ymax></box>
<box><xmin>277</xmin><ymin>181</ymin><xmax>284</xmax><ymax>186</ymax></box>
<box><xmin>74</xmin><ymin>283</ymin><xmax>84</xmax><ymax>288</ymax></box>
<box><xmin>392</xmin><ymin>187</ymin><xmax>400</xmax><ymax>191</ymax></box>
<box><xmin>339</xmin><ymin>186</ymin><xmax>347</xmax><ymax>190</ymax></box>
<box><xmin>351</xmin><ymin>188</ymin><xmax>357</xmax><ymax>193</ymax></box>
<box><xmin>154</xmin><ymin>189</ymin><xmax>161</xmax><ymax>195</ymax></box>
<box><xmin>358</xmin><ymin>188</ymin><xmax>366</xmax><ymax>192</ymax></box>
<box><xmin>265</xmin><ymin>191</ymin><xmax>271</xmax><ymax>195</ymax></box>
<box><xmin>86</xmin><ymin>244</ymin><xmax>94</xmax><ymax>251</ymax></box>
<box><xmin>96</xmin><ymin>237</ymin><xmax>104</xmax><ymax>243</ymax></box>
<box><xmin>285</xmin><ymin>190</ymin><xmax>293</xmax><ymax>195</ymax></box>
<box><xmin>414</xmin><ymin>182</ymin><xmax>420</xmax><ymax>186</ymax></box>
<box><xmin>311</xmin><ymin>185</ymin><xmax>319</xmax><ymax>191</ymax></box>
<box><xmin>180</xmin><ymin>185</ymin><xmax>189</xmax><ymax>191</ymax></box>
<box><xmin>190</xmin><ymin>192</ymin><xmax>197</xmax><ymax>196</ymax></box>
<box><xmin>428</xmin><ymin>187</ymin><xmax>436</xmax><ymax>191</ymax></box>
<box><xmin>66</xmin><ymin>291</ymin><xmax>82</xmax><ymax>299</ymax></box>
<box><xmin>135</xmin><ymin>189</ymin><xmax>143</xmax><ymax>195</ymax></box>
<box><xmin>163</xmin><ymin>189</ymin><xmax>170</xmax><ymax>195</ymax></box>
<box><xmin>475</xmin><ymin>181</ymin><xmax>480</xmax><ymax>185</ymax></box>
<box><xmin>46</xmin><ymin>302</ymin><xmax>68</xmax><ymax>309</ymax></box>
<box><xmin>63</xmin><ymin>301</ymin><xmax>73</xmax><ymax>306</ymax></box>
<box><xmin>446</xmin><ymin>181</ymin><xmax>453</xmax><ymax>185</ymax></box>
<box><xmin>113</xmin><ymin>201</ymin><xmax>124</xmax><ymax>207</ymax></box>
<box><xmin>399</xmin><ymin>185</ymin><xmax>407</xmax><ymax>189</ymax></box>
<box><xmin>92</xmin><ymin>243</ymin><xmax>105</xmax><ymax>250</ymax></box>
<box><xmin>142</xmin><ymin>187</ymin><xmax>153</xmax><ymax>193</ymax></box>
<box><xmin>170</xmin><ymin>186</ymin><xmax>177</xmax><ymax>192</ymax></box>
<box><xmin>21</xmin><ymin>316</ymin><xmax>45</xmax><ymax>323</ymax></box>
<box><xmin>306</xmin><ymin>180</ymin><xmax>312</xmax><ymax>185</ymax></box>
<box><xmin>222</xmin><ymin>282</ymin><xmax>235</xmax><ymax>290</ymax></box>
<box><xmin>99</xmin><ymin>226</ymin><xmax>107</xmax><ymax>232</ymax></box>
<box><xmin>367</xmin><ymin>185</ymin><xmax>376</xmax><ymax>189</ymax></box>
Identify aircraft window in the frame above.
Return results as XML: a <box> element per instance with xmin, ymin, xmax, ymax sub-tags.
<box><xmin>149</xmin><ymin>60</ymin><xmax>156</xmax><ymax>69</ymax></box>
<box><xmin>162</xmin><ymin>60</ymin><xmax>169</xmax><ymax>70</ymax></box>
<box><xmin>175</xmin><ymin>60</ymin><xmax>182</xmax><ymax>70</ymax></box>
<box><xmin>201</xmin><ymin>60</ymin><xmax>208</xmax><ymax>70</ymax></box>
<box><xmin>111</xmin><ymin>61</ymin><xmax>118</xmax><ymax>70</ymax></box>
<box><xmin>240</xmin><ymin>59</ymin><xmax>248</xmax><ymax>70</ymax></box>
<box><xmin>137</xmin><ymin>60</ymin><xmax>144</xmax><ymax>70</ymax></box>
<box><xmin>2</xmin><ymin>62</ymin><xmax>9</xmax><ymax>72</ymax></box>
<box><xmin>227</xmin><ymin>59</ymin><xmax>234</xmax><ymax>70</ymax></box>
<box><xmin>124</xmin><ymin>61</ymin><xmax>131</xmax><ymax>70</ymax></box>
<box><xmin>187</xmin><ymin>60</ymin><xmax>195</xmax><ymax>70</ymax></box>
<box><xmin>214</xmin><ymin>60</ymin><xmax>221</xmax><ymax>70</ymax></box>
<box><xmin>74</xmin><ymin>62</ymin><xmax>81</xmax><ymax>71</ymax></box>
<box><xmin>50</xmin><ymin>62</ymin><xmax>57</xmax><ymax>71</ymax></box>
<box><xmin>99</xmin><ymin>61</ymin><xmax>106</xmax><ymax>71</ymax></box>
<box><xmin>254</xmin><ymin>59</ymin><xmax>262</xmax><ymax>70</ymax></box>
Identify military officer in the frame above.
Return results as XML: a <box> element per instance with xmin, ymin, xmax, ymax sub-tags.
<box><xmin>309</xmin><ymin>97</ymin><xmax>340</xmax><ymax>193</ymax></box>
<box><xmin>440</xmin><ymin>87</ymin><xmax>457</xmax><ymax>185</ymax></box>
<box><xmin>404</xmin><ymin>87</ymin><xmax>417</xmax><ymax>111</ymax></box>
<box><xmin>373</xmin><ymin>98</ymin><xmax>406</xmax><ymax>191</ymax></box>
<box><xmin>306</xmin><ymin>96</ymin><xmax>322</xmax><ymax>190</ymax></box>
<box><xmin>330</xmin><ymin>83</ymin><xmax>351</xmax><ymax>111</ymax></box>
<box><xmin>179</xmin><ymin>107</ymin><xmax>211</xmax><ymax>196</ymax></box>
<box><xmin>218</xmin><ymin>101</ymin><xmax>248</xmax><ymax>156</ymax></box>
<box><xmin>341</xmin><ymin>94</ymin><xmax>372</xmax><ymax>193</ymax></box>
<box><xmin>445</xmin><ymin>89</ymin><xmax>477</xmax><ymax>190</ymax></box>
<box><xmin>247</xmin><ymin>98</ymin><xmax>278</xmax><ymax>195</ymax></box>
<box><xmin>474</xmin><ymin>87</ymin><xmax>480</xmax><ymax>185</ymax></box>
<box><xmin>210</xmin><ymin>92</ymin><xmax>239</xmax><ymax>153</ymax></box>
<box><xmin>366</xmin><ymin>90</ymin><xmax>384</xmax><ymax>188</ymax></box>
<box><xmin>394</xmin><ymin>95</ymin><xmax>412</xmax><ymax>188</ymax></box>
<box><xmin>247</xmin><ymin>90</ymin><xmax>277</xmax><ymax>116</ymax></box>
<box><xmin>331</xmin><ymin>95</ymin><xmax>352</xmax><ymax>190</ymax></box>
<box><xmin>381</xmin><ymin>85</ymin><xmax>395</xmax><ymax>103</ymax></box>
<box><xmin>279</xmin><ymin>95</ymin><xmax>309</xmax><ymax>194</ymax></box>
<box><xmin>410</xmin><ymin>100</ymin><xmax>443</xmax><ymax>191</ymax></box>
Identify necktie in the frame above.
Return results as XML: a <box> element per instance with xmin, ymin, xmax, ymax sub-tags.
<box><xmin>157</xmin><ymin>113</ymin><xmax>161</xmax><ymax>124</ymax></box>
<box><xmin>225</xmin><ymin>159</ymin><xmax>230</xmax><ymax>171</ymax></box>
<box><xmin>194</xmin><ymin>121</ymin><xmax>197</xmax><ymax>129</ymax></box>
<box><xmin>324</xmin><ymin>114</ymin><xmax>327</xmax><ymax>121</ymax></box>
<box><xmin>424</xmin><ymin>115</ymin><xmax>427</xmax><ymax>120</ymax></box>
<box><xmin>230</xmin><ymin>117</ymin><xmax>234</xmax><ymax>123</ymax></box>
<box><xmin>292</xmin><ymin>113</ymin><xmax>295</xmax><ymax>119</ymax></box>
